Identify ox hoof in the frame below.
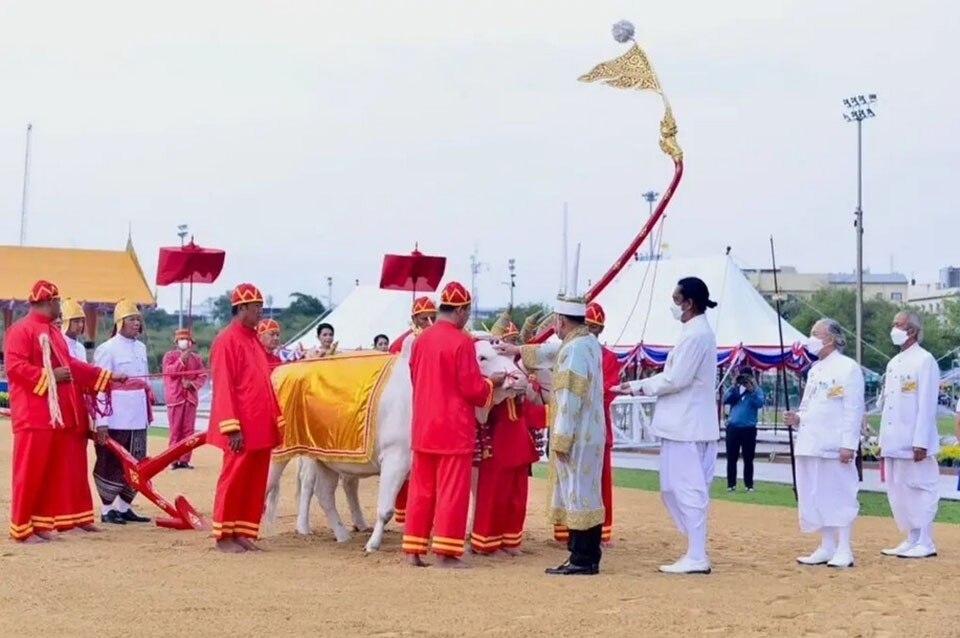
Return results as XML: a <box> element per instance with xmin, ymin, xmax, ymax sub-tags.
<box><xmin>364</xmin><ymin>543</ymin><xmax>381</xmax><ymax>554</ymax></box>
<box><xmin>352</xmin><ymin>525</ymin><xmax>373</xmax><ymax>533</ymax></box>
<box><xmin>295</xmin><ymin>527</ymin><xmax>312</xmax><ymax>536</ymax></box>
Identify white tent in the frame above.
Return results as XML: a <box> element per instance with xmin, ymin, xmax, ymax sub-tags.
<box><xmin>287</xmin><ymin>286</ymin><xmax>429</xmax><ymax>351</ymax></box>
<box><xmin>592</xmin><ymin>255</ymin><xmax>806</xmax><ymax>350</ymax></box>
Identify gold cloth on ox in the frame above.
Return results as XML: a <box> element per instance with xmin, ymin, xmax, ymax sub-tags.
<box><xmin>271</xmin><ymin>352</ymin><xmax>396</xmax><ymax>464</ymax></box>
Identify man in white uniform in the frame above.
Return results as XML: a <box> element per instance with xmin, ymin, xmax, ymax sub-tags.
<box><xmin>93</xmin><ymin>300</ymin><xmax>152</xmax><ymax>525</ymax></box>
<box><xmin>614</xmin><ymin>277</ymin><xmax>720</xmax><ymax>575</ymax></box>
<box><xmin>878</xmin><ymin>311</ymin><xmax>940</xmax><ymax>558</ymax></box>
<box><xmin>786</xmin><ymin>318</ymin><xmax>864</xmax><ymax>568</ymax></box>
<box><xmin>61</xmin><ymin>298</ymin><xmax>88</xmax><ymax>362</ymax></box>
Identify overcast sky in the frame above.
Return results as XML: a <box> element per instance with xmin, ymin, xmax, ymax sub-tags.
<box><xmin>1</xmin><ymin>0</ymin><xmax>956</xmax><ymax>311</ymax></box>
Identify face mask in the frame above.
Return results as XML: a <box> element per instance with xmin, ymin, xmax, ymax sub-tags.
<box><xmin>890</xmin><ymin>327</ymin><xmax>909</xmax><ymax>346</ymax></box>
<box><xmin>670</xmin><ymin>304</ymin><xmax>683</xmax><ymax>321</ymax></box>
<box><xmin>804</xmin><ymin>336</ymin><xmax>825</xmax><ymax>356</ymax></box>
<box><xmin>177</xmin><ymin>339</ymin><xmax>190</xmax><ymax>350</ymax></box>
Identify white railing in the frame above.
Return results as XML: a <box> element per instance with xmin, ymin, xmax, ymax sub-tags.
<box><xmin>610</xmin><ymin>395</ymin><xmax>659</xmax><ymax>449</ymax></box>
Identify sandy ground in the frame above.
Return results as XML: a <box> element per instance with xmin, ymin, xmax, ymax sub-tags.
<box><xmin>1</xmin><ymin>427</ymin><xmax>958</xmax><ymax>638</ymax></box>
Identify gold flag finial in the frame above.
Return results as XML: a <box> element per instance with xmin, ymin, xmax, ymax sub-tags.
<box><xmin>578</xmin><ymin>20</ymin><xmax>682</xmax><ymax>162</ymax></box>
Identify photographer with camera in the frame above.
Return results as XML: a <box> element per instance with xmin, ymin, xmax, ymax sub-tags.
<box><xmin>722</xmin><ymin>367</ymin><xmax>764</xmax><ymax>492</ymax></box>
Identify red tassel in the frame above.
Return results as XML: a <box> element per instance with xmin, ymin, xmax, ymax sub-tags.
<box><xmin>84</xmin><ymin>389</ymin><xmax>113</xmax><ymax>420</ymax></box>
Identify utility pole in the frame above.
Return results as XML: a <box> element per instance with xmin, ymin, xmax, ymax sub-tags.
<box><xmin>326</xmin><ymin>276</ymin><xmax>334</xmax><ymax>309</ymax></box>
<box><xmin>19</xmin><ymin>123</ymin><xmax>33</xmax><ymax>246</ymax></box>
<box><xmin>177</xmin><ymin>224</ymin><xmax>189</xmax><ymax>328</ymax></box>
<box><xmin>642</xmin><ymin>190</ymin><xmax>660</xmax><ymax>260</ymax></box>
<box><xmin>469</xmin><ymin>247</ymin><xmax>488</xmax><ymax>322</ymax></box>
<box><xmin>842</xmin><ymin>94</ymin><xmax>877</xmax><ymax>366</ymax></box>
<box><xmin>504</xmin><ymin>258</ymin><xmax>517</xmax><ymax>308</ymax></box>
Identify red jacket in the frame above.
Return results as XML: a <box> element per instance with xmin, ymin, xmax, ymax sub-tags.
<box><xmin>3</xmin><ymin>310</ymin><xmax>110</xmax><ymax>433</ymax></box>
<box><xmin>489</xmin><ymin>397</ymin><xmax>539</xmax><ymax>468</ymax></box>
<box><xmin>601</xmin><ymin>346</ymin><xmax>620</xmax><ymax>449</ymax></box>
<box><xmin>410</xmin><ymin>321</ymin><xmax>492</xmax><ymax>454</ymax></box>
<box><xmin>207</xmin><ymin>321</ymin><xmax>283</xmax><ymax>451</ymax></box>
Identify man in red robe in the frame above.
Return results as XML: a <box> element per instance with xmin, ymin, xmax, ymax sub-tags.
<box><xmin>388</xmin><ymin>296</ymin><xmax>437</xmax><ymax>354</ymax></box>
<box><xmin>162</xmin><ymin>328</ymin><xmax>207</xmax><ymax>470</ymax></box>
<box><xmin>390</xmin><ymin>295</ymin><xmax>437</xmax><ymax>525</ymax></box>
<box><xmin>471</xmin><ymin>319</ymin><xmax>540</xmax><ymax>556</ymax></box>
<box><xmin>4</xmin><ymin>280</ymin><xmax>122</xmax><ymax>542</ymax></box>
<box><xmin>402</xmin><ymin>282</ymin><xmax>505</xmax><ymax>568</ymax></box>
<box><xmin>257</xmin><ymin>318</ymin><xmax>283</xmax><ymax>366</ymax></box>
<box><xmin>586</xmin><ymin>302</ymin><xmax>619</xmax><ymax>545</ymax></box>
<box><xmin>208</xmin><ymin>283</ymin><xmax>285</xmax><ymax>553</ymax></box>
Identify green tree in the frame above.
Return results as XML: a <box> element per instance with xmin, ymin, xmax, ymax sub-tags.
<box><xmin>210</xmin><ymin>291</ymin><xmax>233</xmax><ymax>323</ymax></box>
<box><xmin>777</xmin><ymin>287</ymin><xmax>955</xmax><ymax>372</ymax></box>
<box><xmin>282</xmin><ymin>292</ymin><xmax>326</xmax><ymax>321</ymax></box>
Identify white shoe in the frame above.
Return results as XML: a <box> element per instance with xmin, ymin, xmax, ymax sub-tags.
<box><xmin>658</xmin><ymin>556</ymin><xmax>711</xmax><ymax>574</ymax></box>
<box><xmin>796</xmin><ymin>547</ymin><xmax>833</xmax><ymax>565</ymax></box>
<box><xmin>827</xmin><ymin>550</ymin><xmax>854</xmax><ymax>568</ymax></box>
<box><xmin>897</xmin><ymin>544</ymin><xmax>937</xmax><ymax>559</ymax></box>
<box><xmin>881</xmin><ymin>540</ymin><xmax>915</xmax><ymax>556</ymax></box>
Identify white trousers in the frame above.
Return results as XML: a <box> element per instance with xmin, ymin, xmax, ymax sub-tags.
<box><xmin>796</xmin><ymin>456</ymin><xmax>859</xmax><ymax>533</ymax></box>
<box><xmin>660</xmin><ymin>440</ymin><xmax>716</xmax><ymax>560</ymax></box>
<box><xmin>885</xmin><ymin>457</ymin><xmax>939</xmax><ymax>533</ymax></box>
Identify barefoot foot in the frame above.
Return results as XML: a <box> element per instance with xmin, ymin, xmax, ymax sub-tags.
<box><xmin>20</xmin><ymin>534</ymin><xmax>48</xmax><ymax>544</ymax></box>
<box><xmin>500</xmin><ymin>547</ymin><xmax>522</xmax><ymax>557</ymax></box>
<box><xmin>405</xmin><ymin>554</ymin><xmax>429</xmax><ymax>568</ymax></box>
<box><xmin>78</xmin><ymin>524</ymin><xmax>102</xmax><ymax>533</ymax></box>
<box><xmin>35</xmin><ymin>531</ymin><xmax>58</xmax><ymax>541</ymax></box>
<box><xmin>435</xmin><ymin>556</ymin><xmax>470</xmax><ymax>569</ymax></box>
<box><xmin>236</xmin><ymin>537</ymin><xmax>264</xmax><ymax>552</ymax></box>
<box><xmin>216</xmin><ymin>539</ymin><xmax>247</xmax><ymax>554</ymax></box>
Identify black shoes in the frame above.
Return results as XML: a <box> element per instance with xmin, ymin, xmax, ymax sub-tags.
<box><xmin>120</xmin><ymin>510</ymin><xmax>151</xmax><ymax>523</ymax></box>
<box><xmin>171</xmin><ymin>462</ymin><xmax>194</xmax><ymax>470</ymax></box>
<box><xmin>545</xmin><ymin>561</ymin><xmax>600</xmax><ymax>576</ymax></box>
<box><xmin>101</xmin><ymin>510</ymin><xmax>127</xmax><ymax>525</ymax></box>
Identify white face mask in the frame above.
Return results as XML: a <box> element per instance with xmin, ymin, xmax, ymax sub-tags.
<box><xmin>670</xmin><ymin>304</ymin><xmax>683</xmax><ymax>321</ymax></box>
<box><xmin>890</xmin><ymin>327</ymin><xmax>909</xmax><ymax>346</ymax></box>
<box><xmin>804</xmin><ymin>336</ymin><xmax>825</xmax><ymax>356</ymax></box>
<box><xmin>177</xmin><ymin>339</ymin><xmax>190</xmax><ymax>350</ymax></box>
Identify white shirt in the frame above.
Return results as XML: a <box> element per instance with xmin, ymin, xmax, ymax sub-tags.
<box><xmin>878</xmin><ymin>343</ymin><xmax>940</xmax><ymax>458</ymax></box>
<box><xmin>627</xmin><ymin>314</ymin><xmax>719</xmax><ymax>442</ymax></box>
<box><xmin>94</xmin><ymin>334</ymin><xmax>149</xmax><ymax>430</ymax></box>
<box><xmin>795</xmin><ymin>350</ymin><xmax>865</xmax><ymax>458</ymax></box>
<box><xmin>63</xmin><ymin>334</ymin><xmax>87</xmax><ymax>362</ymax></box>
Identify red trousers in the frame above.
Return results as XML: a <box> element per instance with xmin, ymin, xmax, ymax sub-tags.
<box><xmin>394</xmin><ymin>479</ymin><xmax>408</xmax><ymax>524</ymax></box>
<box><xmin>402</xmin><ymin>452</ymin><xmax>471</xmax><ymax>557</ymax></box>
<box><xmin>10</xmin><ymin>429</ymin><xmax>93</xmax><ymax>540</ymax></box>
<box><xmin>167</xmin><ymin>402</ymin><xmax>198</xmax><ymax>464</ymax></box>
<box><xmin>212</xmin><ymin>448</ymin><xmax>271</xmax><ymax>540</ymax></box>
<box><xmin>554</xmin><ymin>446</ymin><xmax>613</xmax><ymax>543</ymax></box>
<box><xmin>471</xmin><ymin>460</ymin><xmax>529</xmax><ymax>553</ymax></box>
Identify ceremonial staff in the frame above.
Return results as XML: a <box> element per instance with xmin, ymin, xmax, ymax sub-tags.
<box><xmin>531</xmin><ymin>20</ymin><xmax>683</xmax><ymax>344</ymax></box>
<box><xmin>770</xmin><ymin>236</ymin><xmax>798</xmax><ymax>500</ymax></box>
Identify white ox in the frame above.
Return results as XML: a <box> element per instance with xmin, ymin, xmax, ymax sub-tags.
<box><xmin>263</xmin><ymin>334</ymin><xmax>527</xmax><ymax>552</ymax></box>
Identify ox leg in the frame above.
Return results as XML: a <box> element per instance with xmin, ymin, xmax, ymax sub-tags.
<box><xmin>341</xmin><ymin>475</ymin><xmax>371</xmax><ymax>533</ymax></box>
<box><xmin>311</xmin><ymin>463</ymin><xmax>351</xmax><ymax>543</ymax></box>
<box><xmin>295</xmin><ymin>458</ymin><xmax>317</xmax><ymax>535</ymax></box>
<box><xmin>262</xmin><ymin>456</ymin><xmax>291</xmax><ymax>537</ymax></box>
<box><xmin>365</xmin><ymin>456</ymin><xmax>408</xmax><ymax>553</ymax></box>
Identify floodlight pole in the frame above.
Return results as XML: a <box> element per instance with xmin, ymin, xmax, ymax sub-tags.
<box><xmin>843</xmin><ymin>94</ymin><xmax>877</xmax><ymax>367</ymax></box>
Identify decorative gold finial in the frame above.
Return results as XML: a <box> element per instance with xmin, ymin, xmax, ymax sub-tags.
<box><xmin>578</xmin><ymin>20</ymin><xmax>683</xmax><ymax>162</ymax></box>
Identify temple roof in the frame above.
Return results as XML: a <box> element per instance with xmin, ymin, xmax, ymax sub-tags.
<box><xmin>0</xmin><ymin>238</ymin><xmax>155</xmax><ymax>306</ymax></box>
